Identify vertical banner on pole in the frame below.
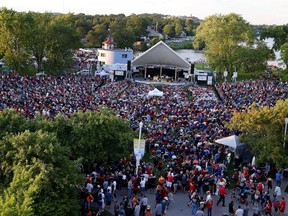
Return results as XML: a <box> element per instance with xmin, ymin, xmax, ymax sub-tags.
<box><xmin>133</xmin><ymin>139</ymin><xmax>145</xmax><ymax>157</ymax></box>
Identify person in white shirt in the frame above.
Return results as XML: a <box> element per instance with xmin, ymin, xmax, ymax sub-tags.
<box><xmin>86</xmin><ymin>182</ymin><xmax>93</xmax><ymax>193</ymax></box>
<box><xmin>274</xmin><ymin>185</ymin><xmax>281</xmax><ymax>201</ymax></box>
<box><xmin>140</xmin><ymin>177</ymin><xmax>146</xmax><ymax>195</ymax></box>
<box><xmin>235</xmin><ymin>205</ymin><xmax>244</xmax><ymax>216</ymax></box>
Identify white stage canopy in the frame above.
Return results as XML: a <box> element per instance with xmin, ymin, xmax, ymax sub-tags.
<box><xmin>148</xmin><ymin>88</ymin><xmax>164</xmax><ymax>97</ymax></box>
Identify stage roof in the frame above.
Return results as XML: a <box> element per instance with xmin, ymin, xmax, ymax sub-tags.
<box><xmin>132</xmin><ymin>41</ymin><xmax>191</xmax><ymax>69</ymax></box>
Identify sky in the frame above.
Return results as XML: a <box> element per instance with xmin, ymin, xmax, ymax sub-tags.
<box><xmin>0</xmin><ymin>0</ymin><xmax>287</xmax><ymax>25</ymax></box>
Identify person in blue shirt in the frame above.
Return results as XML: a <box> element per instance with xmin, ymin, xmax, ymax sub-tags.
<box><xmin>276</xmin><ymin>170</ymin><xmax>282</xmax><ymax>187</ymax></box>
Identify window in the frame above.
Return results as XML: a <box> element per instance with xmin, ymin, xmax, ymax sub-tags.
<box><xmin>122</xmin><ymin>54</ymin><xmax>127</xmax><ymax>58</ymax></box>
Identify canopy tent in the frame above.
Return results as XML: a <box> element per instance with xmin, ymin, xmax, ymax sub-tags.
<box><xmin>148</xmin><ymin>88</ymin><xmax>164</xmax><ymax>97</ymax></box>
<box><xmin>95</xmin><ymin>70</ymin><xmax>109</xmax><ymax>77</ymax></box>
<box><xmin>215</xmin><ymin>135</ymin><xmax>252</xmax><ymax>163</ymax></box>
<box><xmin>215</xmin><ymin>135</ymin><xmax>242</xmax><ymax>149</ymax></box>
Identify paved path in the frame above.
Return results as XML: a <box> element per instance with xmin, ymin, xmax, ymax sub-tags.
<box><xmin>111</xmin><ymin>179</ymin><xmax>288</xmax><ymax>216</ymax></box>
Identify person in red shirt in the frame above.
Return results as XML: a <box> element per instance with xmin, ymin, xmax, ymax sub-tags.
<box><xmin>279</xmin><ymin>197</ymin><xmax>286</xmax><ymax>214</ymax></box>
<box><xmin>216</xmin><ymin>185</ymin><xmax>226</xmax><ymax>206</ymax></box>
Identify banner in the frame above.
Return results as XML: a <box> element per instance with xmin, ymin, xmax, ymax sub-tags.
<box><xmin>133</xmin><ymin>139</ymin><xmax>145</xmax><ymax>157</ymax></box>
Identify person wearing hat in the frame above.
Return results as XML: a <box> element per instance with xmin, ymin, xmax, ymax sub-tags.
<box><xmin>144</xmin><ymin>205</ymin><xmax>152</xmax><ymax>216</ymax></box>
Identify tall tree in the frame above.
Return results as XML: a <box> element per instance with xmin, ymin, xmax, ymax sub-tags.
<box><xmin>0</xmin><ymin>8</ymin><xmax>33</xmax><ymax>73</ymax></box>
<box><xmin>44</xmin><ymin>13</ymin><xmax>81</xmax><ymax>74</ymax></box>
<box><xmin>227</xmin><ymin>99</ymin><xmax>288</xmax><ymax>167</ymax></box>
<box><xmin>0</xmin><ymin>130</ymin><xmax>81</xmax><ymax>216</ymax></box>
<box><xmin>174</xmin><ymin>19</ymin><xmax>183</xmax><ymax>36</ymax></box>
<box><xmin>280</xmin><ymin>42</ymin><xmax>288</xmax><ymax>67</ymax></box>
<box><xmin>260</xmin><ymin>25</ymin><xmax>288</xmax><ymax>51</ymax></box>
<box><xmin>193</xmin><ymin>13</ymin><xmax>255</xmax><ymax>72</ymax></box>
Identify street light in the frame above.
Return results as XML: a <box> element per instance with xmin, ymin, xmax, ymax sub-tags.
<box><xmin>136</xmin><ymin>121</ymin><xmax>143</xmax><ymax>176</ymax></box>
<box><xmin>284</xmin><ymin>118</ymin><xmax>288</xmax><ymax>148</ymax></box>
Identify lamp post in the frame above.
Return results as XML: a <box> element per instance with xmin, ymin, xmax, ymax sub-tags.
<box><xmin>136</xmin><ymin>121</ymin><xmax>143</xmax><ymax>176</ymax></box>
<box><xmin>284</xmin><ymin>118</ymin><xmax>288</xmax><ymax>148</ymax></box>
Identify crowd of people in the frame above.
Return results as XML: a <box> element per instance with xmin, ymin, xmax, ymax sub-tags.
<box><xmin>1</xmin><ymin>72</ymin><xmax>288</xmax><ymax>216</ymax></box>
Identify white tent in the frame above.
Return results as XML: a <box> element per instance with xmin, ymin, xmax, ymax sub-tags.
<box><xmin>148</xmin><ymin>88</ymin><xmax>164</xmax><ymax>97</ymax></box>
<box><xmin>215</xmin><ymin>135</ymin><xmax>252</xmax><ymax>163</ymax></box>
<box><xmin>215</xmin><ymin>135</ymin><xmax>241</xmax><ymax>149</ymax></box>
<box><xmin>95</xmin><ymin>70</ymin><xmax>109</xmax><ymax>77</ymax></box>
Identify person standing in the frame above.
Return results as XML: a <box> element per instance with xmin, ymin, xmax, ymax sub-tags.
<box><xmin>276</xmin><ymin>170</ymin><xmax>282</xmax><ymax>187</ymax></box>
<box><xmin>279</xmin><ymin>197</ymin><xmax>286</xmax><ymax>215</ymax></box>
<box><xmin>264</xmin><ymin>200</ymin><xmax>272</xmax><ymax>216</ymax></box>
<box><xmin>217</xmin><ymin>185</ymin><xmax>226</xmax><ymax>207</ymax></box>
<box><xmin>140</xmin><ymin>195</ymin><xmax>148</xmax><ymax>216</ymax></box>
<box><xmin>134</xmin><ymin>202</ymin><xmax>141</xmax><ymax>216</ymax></box>
<box><xmin>144</xmin><ymin>205</ymin><xmax>152</xmax><ymax>216</ymax></box>
<box><xmin>229</xmin><ymin>201</ymin><xmax>235</xmax><ymax>216</ymax></box>
<box><xmin>274</xmin><ymin>185</ymin><xmax>282</xmax><ymax>202</ymax></box>
<box><xmin>155</xmin><ymin>200</ymin><xmax>162</xmax><ymax>216</ymax></box>
<box><xmin>195</xmin><ymin>208</ymin><xmax>204</xmax><ymax>216</ymax></box>
<box><xmin>235</xmin><ymin>206</ymin><xmax>244</xmax><ymax>216</ymax></box>
<box><xmin>205</xmin><ymin>191</ymin><xmax>213</xmax><ymax>216</ymax></box>
<box><xmin>191</xmin><ymin>193</ymin><xmax>200</xmax><ymax>215</ymax></box>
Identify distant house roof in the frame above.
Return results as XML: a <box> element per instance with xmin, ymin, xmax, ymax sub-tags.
<box><xmin>132</xmin><ymin>41</ymin><xmax>190</xmax><ymax>69</ymax></box>
<box><xmin>102</xmin><ymin>35</ymin><xmax>115</xmax><ymax>45</ymax></box>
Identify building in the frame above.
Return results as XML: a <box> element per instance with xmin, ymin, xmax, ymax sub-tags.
<box><xmin>97</xmin><ymin>35</ymin><xmax>133</xmax><ymax>65</ymax></box>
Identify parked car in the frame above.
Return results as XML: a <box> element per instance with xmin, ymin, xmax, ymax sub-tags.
<box><xmin>76</xmin><ymin>69</ymin><xmax>91</xmax><ymax>75</ymax></box>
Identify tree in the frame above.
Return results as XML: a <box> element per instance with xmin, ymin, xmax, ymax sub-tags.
<box><xmin>44</xmin><ymin>13</ymin><xmax>81</xmax><ymax>74</ymax></box>
<box><xmin>110</xmin><ymin>20</ymin><xmax>135</xmax><ymax>48</ymax></box>
<box><xmin>163</xmin><ymin>24</ymin><xmax>175</xmax><ymax>37</ymax></box>
<box><xmin>0</xmin><ymin>163</ymin><xmax>43</xmax><ymax>216</ymax></box>
<box><xmin>280</xmin><ymin>42</ymin><xmax>288</xmax><ymax>67</ymax></box>
<box><xmin>0</xmin><ymin>8</ymin><xmax>33</xmax><ymax>73</ymax></box>
<box><xmin>0</xmin><ymin>130</ymin><xmax>81</xmax><ymax>216</ymax></box>
<box><xmin>234</xmin><ymin>40</ymin><xmax>273</xmax><ymax>72</ymax></box>
<box><xmin>260</xmin><ymin>25</ymin><xmax>288</xmax><ymax>51</ymax></box>
<box><xmin>174</xmin><ymin>19</ymin><xmax>183</xmax><ymax>36</ymax></box>
<box><xmin>67</xmin><ymin>110</ymin><xmax>134</xmax><ymax>168</ymax></box>
<box><xmin>126</xmin><ymin>15</ymin><xmax>148</xmax><ymax>37</ymax></box>
<box><xmin>86</xmin><ymin>23</ymin><xmax>107</xmax><ymax>47</ymax></box>
<box><xmin>227</xmin><ymin>99</ymin><xmax>288</xmax><ymax>167</ymax></box>
<box><xmin>184</xmin><ymin>19</ymin><xmax>194</xmax><ymax>36</ymax></box>
<box><xmin>193</xmin><ymin>13</ymin><xmax>255</xmax><ymax>72</ymax></box>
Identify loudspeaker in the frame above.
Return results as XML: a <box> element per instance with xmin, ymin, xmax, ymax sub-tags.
<box><xmin>191</xmin><ymin>64</ymin><xmax>195</xmax><ymax>74</ymax></box>
<box><xmin>127</xmin><ymin>60</ymin><xmax>131</xmax><ymax>71</ymax></box>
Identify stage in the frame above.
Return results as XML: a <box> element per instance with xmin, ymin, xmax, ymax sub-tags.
<box><xmin>134</xmin><ymin>78</ymin><xmax>188</xmax><ymax>86</ymax></box>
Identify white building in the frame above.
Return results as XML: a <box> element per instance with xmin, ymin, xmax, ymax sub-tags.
<box><xmin>97</xmin><ymin>36</ymin><xmax>133</xmax><ymax>65</ymax></box>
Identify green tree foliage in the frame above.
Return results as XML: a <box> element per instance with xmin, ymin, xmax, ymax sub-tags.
<box><xmin>75</xmin><ymin>13</ymin><xmax>93</xmax><ymax>38</ymax></box>
<box><xmin>0</xmin><ymin>109</ymin><xmax>133</xmax><ymax>214</ymax></box>
<box><xmin>174</xmin><ymin>19</ymin><xmax>183</xmax><ymax>36</ymax></box>
<box><xmin>0</xmin><ymin>130</ymin><xmax>80</xmax><ymax>215</ymax></box>
<box><xmin>110</xmin><ymin>19</ymin><xmax>136</xmax><ymax>48</ymax></box>
<box><xmin>260</xmin><ymin>25</ymin><xmax>288</xmax><ymax>50</ymax></box>
<box><xmin>163</xmin><ymin>24</ymin><xmax>175</xmax><ymax>36</ymax></box>
<box><xmin>126</xmin><ymin>14</ymin><xmax>148</xmax><ymax>37</ymax></box>
<box><xmin>0</xmin><ymin>9</ymin><xmax>81</xmax><ymax>75</ymax></box>
<box><xmin>86</xmin><ymin>23</ymin><xmax>107</xmax><ymax>47</ymax></box>
<box><xmin>193</xmin><ymin>13</ymin><xmax>255</xmax><ymax>72</ymax></box>
<box><xmin>280</xmin><ymin>42</ymin><xmax>288</xmax><ymax>67</ymax></box>
<box><xmin>0</xmin><ymin>9</ymin><xmax>33</xmax><ymax>73</ymax></box>
<box><xmin>184</xmin><ymin>19</ymin><xmax>195</xmax><ymax>36</ymax></box>
<box><xmin>44</xmin><ymin>13</ymin><xmax>81</xmax><ymax>74</ymax></box>
<box><xmin>0</xmin><ymin>163</ymin><xmax>43</xmax><ymax>216</ymax></box>
<box><xmin>67</xmin><ymin>110</ymin><xmax>134</xmax><ymax>166</ymax></box>
<box><xmin>234</xmin><ymin>40</ymin><xmax>273</xmax><ymax>72</ymax></box>
<box><xmin>227</xmin><ymin>99</ymin><xmax>288</xmax><ymax>167</ymax></box>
